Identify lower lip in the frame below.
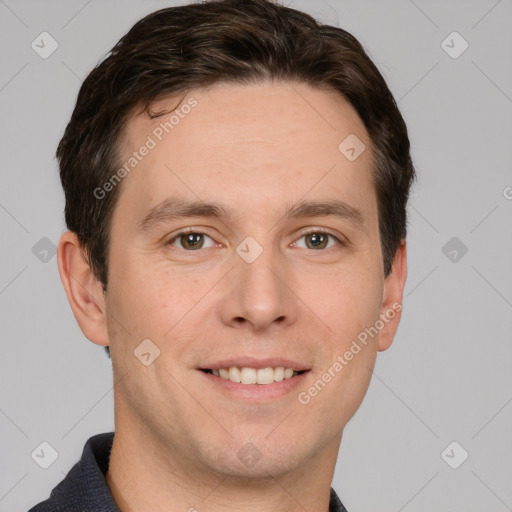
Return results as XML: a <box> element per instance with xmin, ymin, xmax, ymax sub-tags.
<box><xmin>199</xmin><ymin>370</ymin><xmax>310</xmax><ymax>402</ymax></box>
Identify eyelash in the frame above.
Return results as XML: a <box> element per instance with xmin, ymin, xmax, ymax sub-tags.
<box><xmin>166</xmin><ymin>228</ymin><xmax>345</xmax><ymax>252</ymax></box>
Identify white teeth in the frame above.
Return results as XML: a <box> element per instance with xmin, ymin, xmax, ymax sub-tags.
<box><xmin>240</xmin><ymin>367</ymin><xmax>257</xmax><ymax>384</ymax></box>
<box><xmin>212</xmin><ymin>366</ymin><xmax>301</xmax><ymax>385</ymax></box>
<box><xmin>228</xmin><ymin>366</ymin><xmax>241</xmax><ymax>383</ymax></box>
<box><xmin>274</xmin><ymin>367</ymin><xmax>285</xmax><ymax>382</ymax></box>
<box><xmin>256</xmin><ymin>367</ymin><xmax>275</xmax><ymax>385</ymax></box>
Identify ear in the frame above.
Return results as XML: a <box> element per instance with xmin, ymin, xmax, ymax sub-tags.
<box><xmin>57</xmin><ymin>230</ymin><xmax>109</xmax><ymax>347</ymax></box>
<box><xmin>377</xmin><ymin>239</ymin><xmax>407</xmax><ymax>352</ymax></box>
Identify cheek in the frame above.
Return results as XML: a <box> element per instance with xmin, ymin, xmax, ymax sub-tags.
<box><xmin>299</xmin><ymin>263</ymin><xmax>383</xmax><ymax>346</ymax></box>
<box><xmin>305</xmin><ymin>265</ymin><xmax>382</xmax><ymax>415</ymax></box>
<box><xmin>105</xmin><ymin>262</ymin><xmax>170</xmax><ymax>345</ymax></box>
<box><xmin>116</xmin><ymin>261</ymin><xmax>215</xmax><ymax>347</ymax></box>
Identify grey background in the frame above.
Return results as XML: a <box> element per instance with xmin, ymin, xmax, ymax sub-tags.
<box><xmin>0</xmin><ymin>0</ymin><xmax>511</xmax><ymax>511</ymax></box>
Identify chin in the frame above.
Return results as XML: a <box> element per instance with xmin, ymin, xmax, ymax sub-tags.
<box><xmin>195</xmin><ymin>433</ymin><xmax>316</xmax><ymax>480</ymax></box>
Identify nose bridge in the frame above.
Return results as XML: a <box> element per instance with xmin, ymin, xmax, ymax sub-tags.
<box><xmin>238</xmin><ymin>245</ymin><xmax>280</xmax><ymax>295</ymax></box>
<box><xmin>221</xmin><ymin>236</ymin><xmax>296</xmax><ymax>330</ymax></box>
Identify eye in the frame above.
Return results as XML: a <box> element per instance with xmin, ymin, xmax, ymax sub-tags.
<box><xmin>291</xmin><ymin>230</ymin><xmax>343</xmax><ymax>250</ymax></box>
<box><xmin>165</xmin><ymin>228</ymin><xmax>344</xmax><ymax>252</ymax></box>
<box><xmin>167</xmin><ymin>229</ymin><xmax>217</xmax><ymax>251</ymax></box>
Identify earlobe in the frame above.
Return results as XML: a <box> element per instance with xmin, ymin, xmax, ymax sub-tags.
<box><xmin>377</xmin><ymin>239</ymin><xmax>407</xmax><ymax>352</ymax></box>
<box><xmin>57</xmin><ymin>230</ymin><xmax>109</xmax><ymax>347</ymax></box>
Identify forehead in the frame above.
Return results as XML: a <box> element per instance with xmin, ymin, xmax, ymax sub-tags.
<box><xmin>114</xmin><ymin>81</ymin><xmax>377</xmax><ymax>230</ymax></box>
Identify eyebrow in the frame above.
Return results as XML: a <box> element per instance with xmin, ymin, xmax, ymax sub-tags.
<box><xmin>136</xmin><ymin>197</ymin><xmax>365</xmax><ymax>232</ymax></box>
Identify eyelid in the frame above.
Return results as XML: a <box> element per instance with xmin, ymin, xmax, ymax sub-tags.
<box><xmin>166</xmin><ymin>227</ymin><xmax>219</xmax><ymax>249</ymax></box>
<box><xmin>166</xmin><ymin>227</ymin><xmax>347</xmax><ymax>251</ymax></box>
<box><xmin>292</xmin><ymin>228</ymin><xmax>346</xmax><ymax>248</ymax></box>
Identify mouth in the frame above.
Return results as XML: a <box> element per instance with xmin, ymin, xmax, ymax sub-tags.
<box><xmin>197</xmin><ymin>358</ymin><xmax>311</xmax><ymax>402</ymax></box>
<box><xmin>200</xmin><ymin>366</ymin><xmax>308</xmax><ymax>385</ymax></box>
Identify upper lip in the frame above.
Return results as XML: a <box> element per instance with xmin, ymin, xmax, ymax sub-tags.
<box><xmin>200</xmin><ymin>357</ymin><xmax>310</xmax><ymax>372</ymax></box>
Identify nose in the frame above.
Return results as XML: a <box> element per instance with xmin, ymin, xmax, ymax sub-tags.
<box><xmin>219</xmin><ymin>245</ymin><xmax>298</xmax><ymax>333</ymax></box>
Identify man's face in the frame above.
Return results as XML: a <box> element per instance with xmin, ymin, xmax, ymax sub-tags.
<box><xmin>102</xmin><ymin>81</ymin><xmax>402</xmax><ymax>478</ymax></box>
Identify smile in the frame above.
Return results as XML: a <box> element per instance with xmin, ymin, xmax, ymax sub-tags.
<box><xmin>202</xmin><ymin>366</ymin><xmax>306</xmax><ymax>385</ymax></box>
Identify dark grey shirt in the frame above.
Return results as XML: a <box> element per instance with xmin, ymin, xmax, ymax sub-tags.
<box><xmin>28</xmin><ymin>432</ymin><xmax>348</xmax><ymax>511</ymax></box>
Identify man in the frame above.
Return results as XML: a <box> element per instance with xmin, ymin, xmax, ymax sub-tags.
<box><xmin>29</xmin><ymin>0</ymin><xmax>415</xmax><ymax>510</ymax></box>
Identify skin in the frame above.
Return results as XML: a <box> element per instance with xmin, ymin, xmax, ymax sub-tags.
<box><xmin>58</xmin><ymin>81</ymin><xmax>407</xmax><ymax>512</ymax></box>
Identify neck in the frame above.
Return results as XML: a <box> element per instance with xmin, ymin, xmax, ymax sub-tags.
<box><xmin>105</xmin><ymin>420</ymin><xmax>341</xmax><ymax>512</ymax></box>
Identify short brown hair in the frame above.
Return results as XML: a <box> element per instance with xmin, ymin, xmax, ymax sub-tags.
<box><xmin>56</xmin><ymin>0</ymin><xmax>416</xmax><ymax>358</ymax></box>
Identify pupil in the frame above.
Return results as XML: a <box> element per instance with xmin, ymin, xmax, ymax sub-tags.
<box><xmin>308</xmin><ymin>233</ymin><xmax>326</xmax><ymax>249</ymax></box>
<box><xmin>184</xmin><ymin>233</ymin><xmax>202</xmax><ymax>249</ymax></box>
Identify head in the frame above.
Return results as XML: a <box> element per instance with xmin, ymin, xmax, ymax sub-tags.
<box><xmin>57</xmin><ymin>0</ymin><xmax>415</xmax><ymax>481</ymax></box>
